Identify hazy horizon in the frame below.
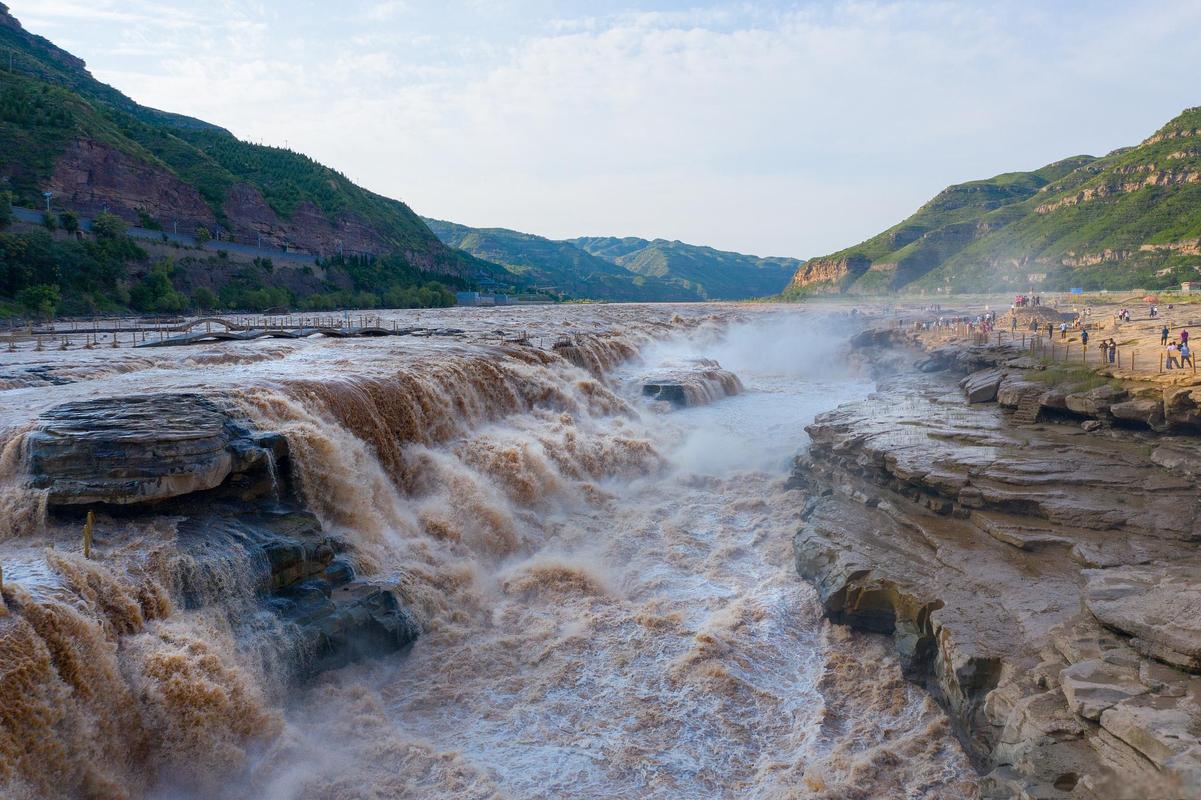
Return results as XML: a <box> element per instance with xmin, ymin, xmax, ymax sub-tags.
<box><xmin>10</xmin><ymin>0</ymin><xmax>1201</xmax><ymax>259</ymax></box>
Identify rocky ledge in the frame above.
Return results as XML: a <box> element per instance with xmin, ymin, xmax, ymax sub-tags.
<box><xmin>23</xmin><ymin>393</ymin><xmax>419</xmax><ymax>677</ymax></box>
<box><xmin>792</xmin><ymin>337</ymin><xmax>1201</xmax><ymax>799</ymax></box>
<box><xmin>639</xmin><ymin>359</ymin><xmax>743</xmax><ymax>408</ymax></box>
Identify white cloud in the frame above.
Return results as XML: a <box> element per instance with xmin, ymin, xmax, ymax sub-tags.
<box><xmin>362</xmin><ymin>1</ymin><xmax>410</xmax><ymax>22</ymax></box>
<box><xmin>7</xmin><ymin>0</ymin><xmax>1201</xmax><ymax>256</ymax></box>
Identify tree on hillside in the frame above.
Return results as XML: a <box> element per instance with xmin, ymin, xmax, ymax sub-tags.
<box><xmin>59</xmin><ymin>210</ymin><xmax>79</xmax><ymax>235</ymax></box>
<box><xmin>16</xmin><ymin>283</ymin><xmax>60</xmax><ymax>319</ymax></box>
<box><xmin>91</xmin><ymin>212</ymin><xmax>126</xmax><ymax>241</ymax></box>
<box><xmin>41</xmin><ymin>211</ymin><xmax>56</xmax><ymax>231</ymax></box>
<box><xmin>0</xmin><ymin>192</ymin><xmax>12</xmax><ymax>228</ymax></box>
<box><xmin>194</xmin><ymin>226</ymin><xmax>211</xmax><ymax>247</ymax></box>
<box><xmin>129</xmin><ymin>258</ymin><xmax>187</xmax><ymax>313</ymax></box>
<box><xmin>193</xmin><ymin>286</ymin><xmax>218</xmax><ymax>312</ymax></box>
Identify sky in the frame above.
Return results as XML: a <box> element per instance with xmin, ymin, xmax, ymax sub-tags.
<box><xmin>8</xmin><ymin>0</ymin><xmax>1201</xmax><ymax>258</ymax></box>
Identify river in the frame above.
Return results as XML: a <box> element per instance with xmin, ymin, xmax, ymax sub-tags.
<box><xmin>0</xmin><ymin>304</ymin><xmax>978</xmax><ymax>799</ymax></box>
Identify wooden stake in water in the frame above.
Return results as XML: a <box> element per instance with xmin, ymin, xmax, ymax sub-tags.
<box><xmin>82</xmin><ymin>510</ymin><xmax>94</xmax><ymax>559</ymax></box>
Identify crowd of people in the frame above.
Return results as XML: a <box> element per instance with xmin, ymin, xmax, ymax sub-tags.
<box><xmin>1164</xmin><ymin>326</ymin><xmax>1193</xmax><ymax>369</ymax></box>
<box><xmin>906</xmin><ymin>297</ymin><xmax>1198</xmax><ymax>374</ymax></box>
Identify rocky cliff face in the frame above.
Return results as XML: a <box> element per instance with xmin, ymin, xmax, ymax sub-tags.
<box><xmin>49</xmin><ymin>139</ymin><xmax>219</xmax><ymax>229</ymax></box>
<box><xmin>791</xmin><ymin>333</ymin><xmax>1201</xmax><ymax>798</ymax></box>
<box><xmin>787</xmin><ymin>254</ymin><xmax>869</xmax><ymax>292</ymax></box>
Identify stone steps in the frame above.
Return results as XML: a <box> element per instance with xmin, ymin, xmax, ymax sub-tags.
<box><xmin>1012</xmin><ymin>391</ymin><xmax>1043</xmax><ymax>424</ymax></box>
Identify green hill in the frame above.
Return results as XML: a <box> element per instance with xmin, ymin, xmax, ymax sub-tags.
<box><xmin>425</xmin><ymin>220</ymin><xmax>800</xmax><ymax>301</ymax></box>
<box><xmin>785</xmin><ymin>106</ymin><xmax>1201</xmax><ymax>296</ymax></box>
<box><xmin>425</xmin><ymin>219</ymin><xmax>709</xmax><ymax>301</ymax></box>
<box><xmin>572</xmin><ymin>236</ymin><xmax>802</xmax><ymax>300</ymax></box>
<box><xmin>0</xmin><ymin>2</ymin><xmax>504</xmax><ymax>301</ymax></box>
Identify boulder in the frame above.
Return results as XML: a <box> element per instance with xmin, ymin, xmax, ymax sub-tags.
<box><xmin>961</xmin><ymin>367</ymin><xmax>1005</xmax><ymax>404</ymax></box>
<box><xmin>1164</xmin><ymin>387</ymin><xmax>1201</xmax><ymax>429</ymax></box>
<box><xmin>1004</xmin><ymin>356</ymin><xmax>1042</xmax><ymax>370</ymax></box>
<box><xmin>278</xmin><ymin>580</ymin><xmax>421</xmax><ymax>676</ymax></box>
<box><xmin>27</xmin><ymin>393</ymin><xmax>281</xmax><ymax>506</ymax></box>
<box><xmin>640</xmin><ymin>362</ymin><xmax>742</xmax><ymax>408</ymax></box>
<box><xmin>915</xmin><ymin>347</ymin><xmax>956</xmax><ymax>373</ymax></box>
<box><xmin>176</xmin><ymin>507</ymin><xmax>419</xmax><ymax>677</ymax></box>
<box><xmin>850</xmin><ymin>328</ymin><xmax>902</xmax><ymax>349</ymax></box>
<box><xmin>1039</xmin><ymin>385</ymin><xmax>1072</xmax><ymax>411</ymax></box>
<box><xmin>1065</xmin><ymin>385</ymin><xmax>1128</xmax><ymax>417</ymax></box>
<box><xmin>1084</xmin><ymin>565</ymin><xmax>1201</xmax><ymax>672</ymax></box>
<box><xmin>1110</xmin><ymin>398</ymin><xmax>1165</xmax><ymax>429</ymax></box>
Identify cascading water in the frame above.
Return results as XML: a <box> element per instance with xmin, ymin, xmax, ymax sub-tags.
<box><xmin>0</xmin><ymin>305</ymin><xmax>979</xmax><ymax>799</ymax></box>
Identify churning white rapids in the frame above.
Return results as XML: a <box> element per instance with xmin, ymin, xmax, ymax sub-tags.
<box><xmin>0</xmin><ymin>304</ymin><xmax>979</xmax><ymax>799</ymax></box>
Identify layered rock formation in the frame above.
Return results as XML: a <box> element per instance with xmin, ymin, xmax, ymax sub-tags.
<box><xmin>24</xmin><ymin>393</ymin><xmax>419</xmax><ymax>676</ymax></box>
<box><xmin>791</xmin><ymin>332</ymin><xmax>1201</xmax><ymax>798</ymax></box>
<box><xmin>786</xmin><ymin>254</ymin><xmax>870</xmax><ymax>293</ymax></box>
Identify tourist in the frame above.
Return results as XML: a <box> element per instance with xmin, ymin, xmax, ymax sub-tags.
<box><xmin>1060</xmin><ymin>322</ymin><xmax>1068</xmax><ymax>339</ymax></box>
<box><xmin>1167</xmin><ymin>342</ymin><xmax>1180</xmax><ymax>369</ymax></box>
<box><xmin>1161</xmin><ymin>325</ymin><xmax>1170</xmax><ymax>346</ymax></box>
<box><xmin>1081</xmin><ymin>329</ymin><xmax>1089</xmax><ymax>346</ymax></box>
<box><xmin>1182</xmin><ymin>329</ymin><xmax>1190</xmax><ymax>345</ymax></box>
<box><xmin>1108</xmin><ymin>340</ymin><xmax>1117</xmax><ymax>364</ymax></box>
<box><xmin>1011</xmin><ymin>315</ymin><xmax>1018</xmax><ymax>331</ymax></box>
<box><xmin>1047</xmin><ymin>322</ymin><xmax>1054</xmax><ymax>338</ymax></box>
<box><xmin>1183</xmin><ymin>341</ymin><xmax>1193</xmax><ymax>368</ymax></box>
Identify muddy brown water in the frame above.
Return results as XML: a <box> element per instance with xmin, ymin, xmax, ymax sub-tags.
<box><xmin>0</xmin><ymin>304</ymin><xmax>978</xmax><ymax>799</ymax></box>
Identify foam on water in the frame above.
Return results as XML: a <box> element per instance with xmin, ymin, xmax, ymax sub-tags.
<box><xmin>0</xmin><ymin>305</ymin><xmax>979</xmax><ymax>798</ymax></box>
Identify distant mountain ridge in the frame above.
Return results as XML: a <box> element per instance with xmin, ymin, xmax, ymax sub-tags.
<box><xmin>785</xmin><ymin>106</ymin><xmax>1201</xmax><ymax>295</ymax></box>
<box><xmin>425</xmin><ymin>219</ymin><xmax>801</xmax><ymax>301</ymax></box>
<box><xmin>572</xmin><ymin>236</ymin><xmax>802</xmax><ymax>300</ymax></box>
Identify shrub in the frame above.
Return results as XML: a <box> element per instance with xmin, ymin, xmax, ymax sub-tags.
<box><xmin>59</xmin><ymin>210</ymin><xmax>79</xmax><ymax>235</ymax></box>
<box><xmin>91</xmin><ymin>212</ymin><xmax>127</xmax><ymax>241</ymax></box>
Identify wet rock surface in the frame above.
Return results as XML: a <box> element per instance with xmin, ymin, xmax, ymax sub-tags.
<box><xmin>27</xmin><ymin>392</ymin><xmax>420</xmax><ymax>676</ymax></box>
<box><xmin>792</xmin><ymin>337</ymin><xmax>1201</xmax><ymax>799</ymax></box>
<box><xmin>639</xmin><ymin>359</ymin><xmax>743</xmax><ymax>407</ymax></box>
<box><xmin>27</xmin><ymin>393</ymin><xmax>283</xmax><ymax>506</ymax></box>
<box><xmin>175</xmin><ymin>508</ymin><xmax>420</xmax><ymax>677</ymax></box>
<box><xmin>1085</xmin><ymin>565</ymin><xmax>1201</xmax><ymax>673</ymax></box>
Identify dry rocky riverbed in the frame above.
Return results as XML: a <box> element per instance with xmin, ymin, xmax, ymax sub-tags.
<box><xmin>792</xmin><ymin>323</ymin><xmax>1201</xmax><ymax>798</ymax></box>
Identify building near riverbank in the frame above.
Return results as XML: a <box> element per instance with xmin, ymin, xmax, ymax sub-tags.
<box><xmin>456</xmin><ymin>291</ymin><xmax>510</xmax><ymax>306</ymax></box>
